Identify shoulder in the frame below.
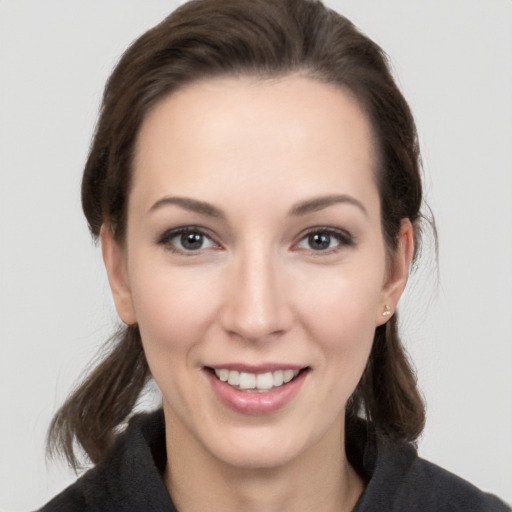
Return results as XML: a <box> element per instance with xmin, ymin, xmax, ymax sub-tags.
<box><xmin>349</xmin><ymin>422</ymin><xmax>510</xmax><ymax>512</ymax></box>
<box><xmin>396</xmin><ymin>455</ymin><xmax>510</xmax><ymax>511</ymax></box>
<box><xmin>37</xmin><ymin>482</ymin><xmax>86</xmax><ymax>512</ymax></box>
<box><xmin>37</xmin><ymin>409</ymin><xmax>176</xmax><ymax>512</ymax></box>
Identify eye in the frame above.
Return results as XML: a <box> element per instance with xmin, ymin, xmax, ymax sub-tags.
<box><xmin>158</xmin><ymin>227</ymin><xmax>218</xmax><ymax>253</ymax></box>
<box><xmin>296</xmin><ymin>228</ymin><xmax>354</xmax><ymax>252</ymax></box>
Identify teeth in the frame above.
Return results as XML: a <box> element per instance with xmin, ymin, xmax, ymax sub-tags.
<box><xmin>227</xmin><ymin>370</ymin><xmax>240</xmax><ymax>386</ymax></box>
<box><xmin>283</xmin><ymin>369</ymin><xmax>295</xmax><ymax>383</ymax></box>
<box><xmin>214</xmin><ymin>368</ymin><xmax>301</xmax><ymax>391</ymax></box>
<box><xmin>217</xmin><ymin>369</ymin><xmax>229</xmax><ymax>382</ymax></box>
<box><xmin>273</xmin><ymin>370</ymin><xmax>284</xmax><ymax>387</ymax></box>
<box><xmin>239</xmin><ymin>372</ymin><xmax>256</xmax><ymax>390</ymax></box>
<box><xmin>256</xmin><ymin>372</ymin><xmax>273</xmax><ymax>390</ymax></box>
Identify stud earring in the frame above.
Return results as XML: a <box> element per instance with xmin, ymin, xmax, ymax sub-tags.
<box><xmin>382</xmin><ymin>305</ymin><xmax>392</xmax><ymax>317</ymax></box>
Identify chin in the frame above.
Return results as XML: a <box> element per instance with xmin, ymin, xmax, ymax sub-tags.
<box><xmin>199</xmin><ymin>419</ymin><xmax>331</xmax><ymax>472</ymax></box>
<box><xmin>214</xmin><ymin>437</ymin><xmax>306</xmax><ymax>470</ymax></box>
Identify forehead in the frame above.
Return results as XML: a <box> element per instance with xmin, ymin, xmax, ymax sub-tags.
<box><xmin>132</xmin><ymin>75</ymin><xmax>379</xmax><ymax>216</ymax></box>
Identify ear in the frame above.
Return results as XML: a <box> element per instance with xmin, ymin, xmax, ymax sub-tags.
<box><xmin>376</xmin><ymin>218</ymin><xmax>415</xmax><ymax>326</ymax></box>
<box><xmin>100</xmin><ymin>225</ymin><xmax>137</xmax><ymax>325</ymax></box>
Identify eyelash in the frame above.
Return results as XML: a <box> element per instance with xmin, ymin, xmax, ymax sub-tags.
<box><xmin>156</xmin><ymin>226</ymin><xmax>355</xmax><ymax>255</ymax></box>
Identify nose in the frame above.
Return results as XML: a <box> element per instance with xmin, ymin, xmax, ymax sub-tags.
<box><xmin>220</xmin><ymin>247</ymin><xmax>293</xmax><ymax>343</ymax></box>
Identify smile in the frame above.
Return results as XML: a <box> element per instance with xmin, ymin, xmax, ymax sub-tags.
<box><xmin>213</xmin><ymin>368</ymin><xmax>301</xmax><ymax>392</ymax></box>
<box><xmin>206</xmin><ymin>365</ymin><xmax>309</xmax><ymax>414</ymax></box>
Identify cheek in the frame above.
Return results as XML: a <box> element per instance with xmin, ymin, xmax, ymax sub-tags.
<box><xmin>295</xmin><ymin>262</ymin><xmax>384</xmax><ymax>341</ymax></box>
<box><xmin>127</xmin><ymin>265</ymin><xmax>225</xmax><ymax>414</ymax></box>
<box><xmin>128</xmin><ymin>263</ymin><xmax>222</xmax><ymax>357</ymax></box>
<box><xmin>292</xmin><ymin>261</ymin><xmax>384</xmax><ymax>388</ymax></box>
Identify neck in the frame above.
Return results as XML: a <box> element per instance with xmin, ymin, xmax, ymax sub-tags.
<box><xmin>163</xmin><ymin>412</ymin><xmax>364</xmax><ymax>512</ymax></box>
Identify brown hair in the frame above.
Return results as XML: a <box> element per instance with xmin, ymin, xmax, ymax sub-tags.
<box><xmin>48</xmin><ymin>0</ymin><xmax>428</xmax><ymax>469</ymax></box>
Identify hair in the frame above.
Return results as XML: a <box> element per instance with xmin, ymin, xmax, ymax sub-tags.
<box><xmin>47</xmin><ymin>0</ymin><xmax>428</xmax><ymax>469</ymax></box>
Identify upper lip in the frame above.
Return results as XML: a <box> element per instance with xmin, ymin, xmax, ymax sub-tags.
<box><xmin>206</xmin><ymin>363</ymin><xmax>307</xmax><ymax>373</ymax></box>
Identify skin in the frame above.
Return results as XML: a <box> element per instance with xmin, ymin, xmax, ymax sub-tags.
<box><xmin>102</xmin><ymin>75</ymin><xmax>414</xmax><ymax>512</ymax></box>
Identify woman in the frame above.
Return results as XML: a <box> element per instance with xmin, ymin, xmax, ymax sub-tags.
<box><xmin>36</xmin><ymin>0</ymin><xmax>510</xmax><ymax>510</ymax></box>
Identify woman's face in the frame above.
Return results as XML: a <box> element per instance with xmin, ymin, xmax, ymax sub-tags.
<box><xmin>103</xmin><ymin>76</ymin><xmax>411</xmax><ymax>469</ymax></box>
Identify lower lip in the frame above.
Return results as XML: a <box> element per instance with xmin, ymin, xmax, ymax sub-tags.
<box><xmin>205</xmin><ymin>369</ymin><xmax>307</xmax><ymax>415</ymax></box>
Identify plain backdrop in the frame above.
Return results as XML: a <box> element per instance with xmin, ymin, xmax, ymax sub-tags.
<box><xmin>1</xmin><ymin>1</ymin><xmax>511</xmax><ymax>510</ymax></box>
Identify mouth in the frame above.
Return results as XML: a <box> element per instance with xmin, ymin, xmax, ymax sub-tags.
<box><xmin>204</xmin><ymin>365</ymin><xmax>309</xmax><ymax>415</ymax></box>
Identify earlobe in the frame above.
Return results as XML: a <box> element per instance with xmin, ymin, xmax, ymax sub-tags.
<box><xmin>376</xmin><ymin>218</ymin><xmax>415</xmax><ymax>326</ymax></box>
<box><xmin>100</xmin><ymin>225</ymin><xmax>137</xmax><ymax>325</ymax></box>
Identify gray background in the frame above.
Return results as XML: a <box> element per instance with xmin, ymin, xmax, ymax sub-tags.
<box><xmin>1</xmin><ymin>0</ymin><xmax>511</xmax><ymax>509</ymax></box>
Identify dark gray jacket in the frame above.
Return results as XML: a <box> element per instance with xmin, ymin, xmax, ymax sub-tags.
<box><xmin>39</xmin><ymin>409</ymin><xmax>510</xmax><ymax>511</ymax></box>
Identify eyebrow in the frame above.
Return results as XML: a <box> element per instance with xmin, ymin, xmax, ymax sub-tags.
<box><xmin>149</xmin><ymin>196</ymin><xmax>225</xmax><ymax>218</ymax></box>
<box><xmin>148</xmin><ymin>193</ymin><xmax>367</xmax><ymax>218</ymax></box>
<box><xmin>289</xmin><ymin>194</ymin><xmax>368</xmax><ymax>217</ymax></box>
